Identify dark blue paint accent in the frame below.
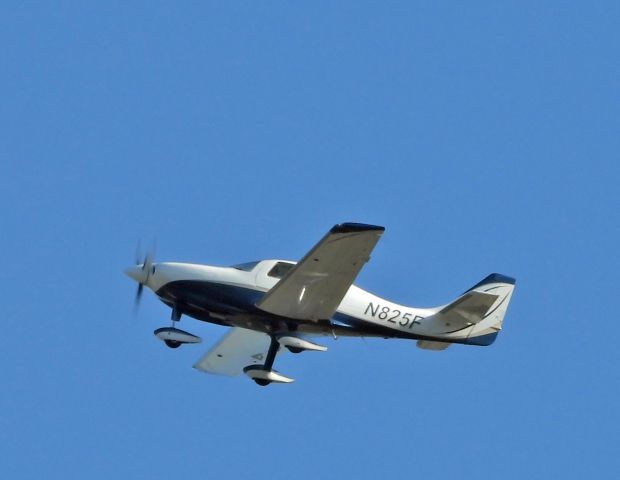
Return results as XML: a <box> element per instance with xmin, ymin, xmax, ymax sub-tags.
<box><xmin>331</xmin><ymin>222</ymin><xmax>385</xmax><ymax>233</ymax></box>
<box><xmin>334</xmin><ymin>311</ymin><xmax>498</xmax><ymax>346</ymax></box>
<box><xmin>156</xmin><ymin>280</ymin><xmax>266</xmax><ymax>317</ymax></box>
<box><xmin>462</xmin><ymin>331</ymin><xmax>499</xmax><ymax>346</ymax></box>
<box><xmin>465</xmin><ymin>273</ymin><xmax>516</xmax><ymax>293</ymax></box>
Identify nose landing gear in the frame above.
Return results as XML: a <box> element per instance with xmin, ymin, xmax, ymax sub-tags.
<box><xmin>154</xmin><ymin>305</ymin><xmax>202</xmax><ymax>348</ymax></box>
<box><xmin>154</xmin><ymin>327</ymin><xmax>202</xmax><ymax>347</ymax></box>
<box><xmin>164</xmin><ymin>339</ymin><xmax>182</xmax><ymax>349</ymax></box>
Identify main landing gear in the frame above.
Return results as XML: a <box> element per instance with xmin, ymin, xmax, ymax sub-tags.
<box><xmin>243</xmin><ymin>335</ymin><xmax>294</xmax><ymax>386</ymax></box>
<box><xmin>153</xmin><ymin>304</ymin><xmax>202</xmax><ymax>348</ymax></box>
<box><xmin>242</xmin><ymin>336</ymin><xmax>327</xmax><ymax>386</ymax></box>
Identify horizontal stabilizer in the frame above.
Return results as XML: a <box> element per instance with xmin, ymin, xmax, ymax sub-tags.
<box><xmin>417</xmin><ymin>340</ymin><xmax>450</xmax><ymax>351</ymax></box>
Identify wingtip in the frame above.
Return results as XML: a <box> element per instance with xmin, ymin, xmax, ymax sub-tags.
<box><xmin>331</xmin><ymin>222</ymin><xmax>385</xmax><ymax>234</ymax></box>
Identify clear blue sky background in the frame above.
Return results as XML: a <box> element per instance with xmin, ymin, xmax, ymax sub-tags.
<box><xmin>1</xmin><ymin>2</ymin><xmax>618</xmax><ymax>479</ymax></box>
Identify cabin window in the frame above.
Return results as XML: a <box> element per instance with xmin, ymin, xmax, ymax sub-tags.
<box><xmin>267</xmin><ymin>262</ymin><xmax>294</xmax><ymax>279</ymax></box>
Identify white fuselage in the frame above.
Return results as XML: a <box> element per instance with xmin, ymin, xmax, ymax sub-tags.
<box><xmin>135</xmin><ymin>259</ymin><xmax>486</xmax><ymax>342</ymax></box>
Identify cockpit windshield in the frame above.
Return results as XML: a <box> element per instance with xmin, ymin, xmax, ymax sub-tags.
<box><xmin>231</xmin><ymin>261</ymin><xmax>260</xmax><ymax>272</ymax></box>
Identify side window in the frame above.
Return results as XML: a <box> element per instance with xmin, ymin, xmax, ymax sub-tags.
<box><xmin>267</xmin><ymin>262</ymin><xmax>294</xmax><ymax>279</ymax></box>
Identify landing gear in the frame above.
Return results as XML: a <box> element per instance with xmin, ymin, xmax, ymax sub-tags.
<box><xmin>244</xmin><ymin>368</ymin><xmax>294</xmax><ymax>386</ymax></box>
<box><xmin>154</xmin><ymin>306</ymin><xmax>202</xmax><ymax>348</ymax></box>
<box><xmin>243</xmin><ymin>335</ymin><xmax>294</xmax><ymax>386</ymax></box>
<box><xmin>277</xmin><ymin>336</ymin><xmax>327</xmax><ymax>353</ymax></box>
<box><xmin>264</xmin><ymin>334</ymin><xmax>279</xmax><ymax>370</ymax></box>
<box><xmin>171</xmin><ymin>304</ymin><xmax>181</xmax><ymax>324</ymax></box>
<box><xmin>155</xmin><ymin>328</ymin><xmax>202</xmax><ymax>346</ymax></box>
<box><xmin>254</xmin><ymin>335</ymin><xmax>279</xmax><ymax>386</ymax></box>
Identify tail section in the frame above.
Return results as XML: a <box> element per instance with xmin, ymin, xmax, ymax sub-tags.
<box><xmin>421</xmin><ymin>273</ymin><xmax>516</xmax><ymax>347</ymax></box>
<box><xmin>461</xmin><ymin>273</ymin><xmax>515</xmax><ymax>345</ymax></box>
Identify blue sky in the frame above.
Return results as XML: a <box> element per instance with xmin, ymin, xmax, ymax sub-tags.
<box><xmin>1</xmin><ymin>2</ymin><xmax>619</xmax><ymax>478</ymax></box>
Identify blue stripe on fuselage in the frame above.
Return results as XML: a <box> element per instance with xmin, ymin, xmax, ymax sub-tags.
<box><xmin>156</xmin><ymin>280</ymin><xmax>265</xmax><ymax>315</ymax></box>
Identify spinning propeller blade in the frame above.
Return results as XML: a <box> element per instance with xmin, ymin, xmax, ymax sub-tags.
<box><xmin>130</xmin><ymin>241</ymin><xmax>156</xmax><ymax>313</ymax></box>
<box><xmin>134</xmin><ymin>283</ymin><xmax>144</xmax><ymax>311</ymax></box>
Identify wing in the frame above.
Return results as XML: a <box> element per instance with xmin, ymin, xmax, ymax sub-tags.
<box><xmin>256</xmin><ymin>223</ymin><xmax>385</xmax><ymax>321</ymax></box>
<box><xmin>193</xmin><ymin>327</ymin><xmax>277</xmax><ymax>376</ymax></box>
<box><xmin>434</xmin><ymin>291</ymin><xmax>500</xmax><ymax>330</ymax></box>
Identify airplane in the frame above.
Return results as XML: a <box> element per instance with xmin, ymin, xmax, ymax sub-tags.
<box><xmin>124</xmin><ymin>223</ymin><xmax>516</xmax><ymax>386</ymax></box>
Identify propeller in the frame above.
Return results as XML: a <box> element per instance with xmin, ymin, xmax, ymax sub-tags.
<box><xmin>127</xmin><ymin>241</ymin><xmax>156</xmax><ymax>312</ymax></box>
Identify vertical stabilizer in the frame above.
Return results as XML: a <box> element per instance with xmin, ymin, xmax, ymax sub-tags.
<box><xmin>421</xmin><ymin>274</ymin><xmax>516</xmax><ymax>346</ymax></box>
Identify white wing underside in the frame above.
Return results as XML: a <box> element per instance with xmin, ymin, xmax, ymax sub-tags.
<box><xmin>193</xmin><ymin>327</ymin><xmax>278</xmax><ymax>376</ymax></box>
<box><xmin>256</xmin><ymin>223</ymin><xmax>385</xmax><ymax>321</ymax></box>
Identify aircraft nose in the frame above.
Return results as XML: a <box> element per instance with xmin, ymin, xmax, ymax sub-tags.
<box><xmin>124</xmin><ymin>265</ymin><xmax>144</xmax><ymax>283</ymax></box>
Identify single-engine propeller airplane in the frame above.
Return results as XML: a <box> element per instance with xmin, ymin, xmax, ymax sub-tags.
<box><xmin>125</xmin><ymin>223</ymin><xmax>515</xmax><ymax>386</ymax></box>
